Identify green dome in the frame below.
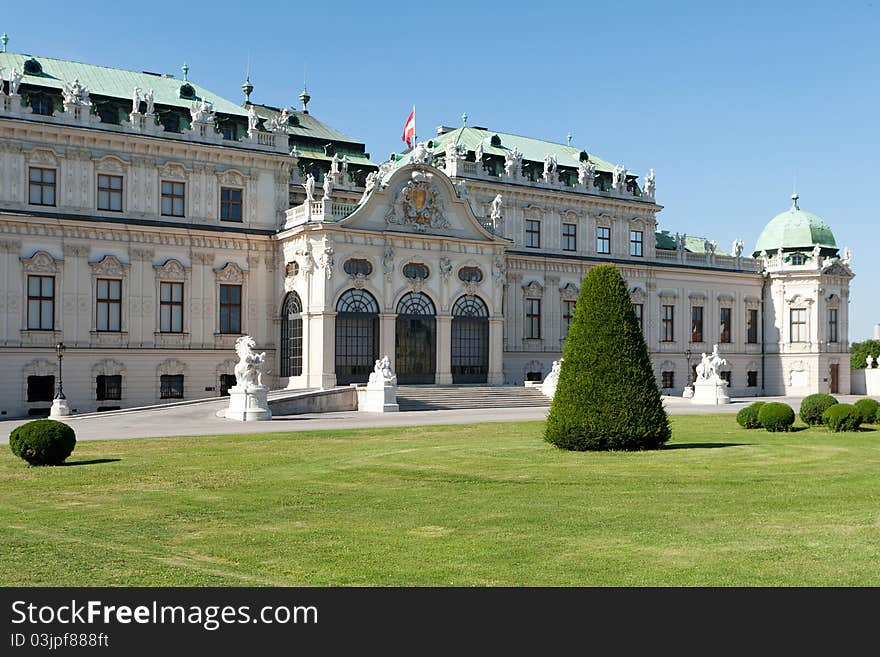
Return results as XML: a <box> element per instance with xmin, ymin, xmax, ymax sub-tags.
<box><xmin>753</xmin><ymin>194</ymin><xmax>837</xmax><ymax>255</ymax></box>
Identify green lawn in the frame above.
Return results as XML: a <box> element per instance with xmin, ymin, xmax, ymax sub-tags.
<box><xmin>2</xmin><ymin>416</ymin><xmax>879</xmax><ymax>586</ymax></box>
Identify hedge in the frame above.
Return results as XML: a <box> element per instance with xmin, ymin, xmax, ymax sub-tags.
<box><xmin>9</xmin><ymin>419</ymin><xmax>77</xmax><ymax>466</ymax></box>
<box><xmin>823</xmin><ymin>404</ymin><xmax>862</xmax><ymax>432</ymax></box>
<box><xmin>758</xmin><ymin>402</ymin><xmax>796</xmax><ymax>432</ymax></box>
<box><xmin>799</xmin><ymin>393</ymin><xmax>839</xmax><ymax>426</ymax></box>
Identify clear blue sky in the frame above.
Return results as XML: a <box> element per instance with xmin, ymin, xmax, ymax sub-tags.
<box><xmin>3</xmin><ymin>0</ymin><xmax>877</xmax><ymax>339</ymax></box>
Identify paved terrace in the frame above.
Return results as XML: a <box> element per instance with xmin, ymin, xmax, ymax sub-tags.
<box><xmin>0</xmin><ymin>394</ymin><xmax>868</xmax><ymax>444</ymax></box>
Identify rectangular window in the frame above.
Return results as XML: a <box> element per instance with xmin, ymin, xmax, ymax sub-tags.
<box><xmin>790</xmin><ymin>308</ymin><xmax>807</xmax><ymax>342</ymax></box>
<box><xmin>747</xmin><ymin>308</ymin><xmax>758</xmax><ymax>344</ymax></box>
<box><xmin>634</xmin><ymin>303</ymin><xmax>643</xmax><ymax>332</ymax></box>
<box><xmin>525</xmin><ymin>219</ymin><xmax>541</xmax><ymax>248</ymax></box>
<box><xmin>96</xmin><ymin>278</ymin><xmax>122</xmax><ymax>332</ymax></box>
<box><xmin>27</xmin><ymin>375</ymin><xmax>55</xmax><ymax>402</ymax></box>
<box><xmin>28</xmin><ymin>167</ymin><xmax>56</xmax><ymax>206</ymax></box>
<box><xmin>562</xmin><ymin>300</ymin><xmax>576</xmax><ymax>336</ymax></box>
<box><xmin>661</xmin><ymin>371</ymin><xmax>675</xmax><ymax>389</ymax></box>
<box><xmin>525</xmin><ymin>298</ymin><xmax>541</xmax><ymax>339</ymax></box>
<box><xmin>220</xmin><ymin>123</ymin><xmax>236</xmax><ymax>141</ymax></box>
<box><xmin>96</xmin><ymin>374</ymin><xmax>122</xmax><ymax>401</ymax></box>
<box><xmin>161</xmin><ymin>180</ymin><xmax>186</xmax><ymax>217</ymax></box>
<box><xmin>562</xmin><ymin>223</ymin><xmax>577</xmax><ymax>252</ymax></box>
<box><xmin>630</xmin><ymin>230</ymin><xmax>644</xmax><ymax>257</ymax></box>
<box><xmin>720</xmin><ymin>307</ymin><xmax>732</xmax><ymax>343</ymax></box>
<box><xmin>220</xmin><ymin>187</ymin><xmax>243</xmax><ymax>222</ymax></box>
<box><xmin>97</xmin><ymin>174</ymin><xmax>123</xmax><ymax>212</ymax></box>
<box><xmin>27</xmin><ymin>275</ymin><xmax>55</xmax><ymax>330</ymax></box>
<box><xmin>220</xmin><ymin>373</ymin><xmax>237</xmax><ymax>397</ymax></box>
<box><xmin>160</xmin><ymin>282</ymin><xmax>184</xmax><ymax>333</ymax></box>
<box><xmin>691</xmin><ymin>306</ymin><xmax>704</xmax><ymax>343</ymax></box>
<box><xmin>160</xmin><ymin>374</ymin><xmax>184</xmax><ymax>399</ymax></box>
<box><xmin>661</xmin><ymin>305</ymin><xmax>675</xmax><ymax>342</ymax></box>
<box><xmin>596</xmin><ymin>226</ymin><xmax>611</xmax><ymax>254</ymax></box>
<box><xmin>828</xmin><ymin>308</ymin><xmax>839</xmax><ymax>343</ymax></box>
<box><xmin>747</xmin><ymin>370</ymin><xmax>758</xmax><ymax>388</ymax></box>
<box><xmin>720</xmin><ymin>370</ymin><xmax>731</xmax><ymax>386</ymax></box>
<box><xmin>219</xmin><ymin>284</ymin><xmax>242</xmax><ymax>334</ymax></box>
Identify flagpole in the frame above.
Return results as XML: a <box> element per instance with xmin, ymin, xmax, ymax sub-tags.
<box><xmin>413</xmin><ymin>105</ymin><xmax>416</xmax><ymax>147</ymax></box>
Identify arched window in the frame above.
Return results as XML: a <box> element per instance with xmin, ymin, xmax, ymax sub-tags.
<box><xmin>452</xmin><ymin>295</ymin><xmax>488</xmax><ymax>317</ymax></box>
<box><xmin>452</xmin><ymin>295</ymin><xmax>489</xmax><ymax>383</ymax></box>
<box><xmin>343</xmin><ymin>258</ymin><xmax>373</xmax><ymax>277</ymax></box>
<box><xmin>397</xmin><ymin>292</ymin><xmax>436</xmax><ymax>315</ymax></box>
<box><xmin>402</xmin><ymin>263</ymin><xmax>430</xmax><ymax>281</ymax></box>
<box><xmin>337</xmin><ymin>288</ymin><xmax>380</xmax><ymax>314</ymax></box>
<box><xmin>458</xmin><ymin>267</ymin><xmax>484</xmax><ymax>284</ymax></box>
<box><xmin>336</xmin><ymin>289</ymin><xmax>379</xmax><ymax>385</ymax></box>
<box><xmin>280</xmin><ymin>292</ymin><xmax>303</xmax><ymax>377</ymax></box>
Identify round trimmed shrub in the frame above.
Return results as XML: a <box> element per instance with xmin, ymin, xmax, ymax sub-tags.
<box><xmin>823</xmin><ymin>404</ymin><xmax>862</xmax><ymax>432</ymax></box>
<box><xmin>544</xmin><ymin>265</ymin><xmax>670</xmax><ymax>451</ymax></box>
<box><xmin>853</xmin><ymin>398</ymin><xmax>879</xmax><ymax>424</ymax></box>
<box><xmin>736</xmin><ymin>401</ymin><xmax>766</xmax><ymax>429</ymax></box>
<box><xmin>799</xmin><ymin>393</ymin><xmax>839</xmax><ymax>426</ymax></box>
<box><xmin>9</xmin><ymin>419</ymin><xmax>76</xmax><ymax>466</ymax></box>
<box><xmin>758</xmin><ymin>402</ymin><xmax>796</xmax><ymax>432</ymax></box>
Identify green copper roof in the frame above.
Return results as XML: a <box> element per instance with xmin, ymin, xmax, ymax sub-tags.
<box><xmin>753</xmin><ymin>194</ymin><xmax>837</xmax><ymax>254</ymax></box>
<box><xmin>0</xmin><ymin>51</ymin><xmax>247</xmax><ymax>116</ymax></box>
<box><xmin>656</xmin><ymin>230</ymin><xmax>730</xmax><ymax>255</ymax></box>
<box><xmin>431</xmin><ymin>127</ymin><xmax>626</xmax><ymax>173</ymax></box>
<box><xmin>250</xmin><ymin>103</ymin><xmax>367</xmax><ymax>148</ymax></box>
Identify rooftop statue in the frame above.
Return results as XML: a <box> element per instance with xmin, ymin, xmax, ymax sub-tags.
<box><xmin>8</xmin><ymin>68</ymin><xmax>22</xmax><ymax>95</ymax></box>
<box><xmin>268</xmin><ymin>108</ymin><xmax>290</xmax><ymax>133</ymax></box>
<box><xmin>644</xmin><ymin>168</ymin><xmax>655</xmax><ymax>197</ymax></box>
<box><xmin>330</xmin><ymin>152</ymin><xmax>341</xmax><ymax>174</ymax></box>
<box><xmin>504</xmin><ymin>147</ymin><xmax>522</xmax><ymax>177</ymax></box>
<box><xmin>247</xmin><ymin>105</ymin><xmax>259</xmax><ymax>132</ymax></box>
<box><xmin>489</xmin><ymin>193</ymin><xmax>503</xmax><ymax>232</ymax></box>
<box><xmin>302</xmin><ymin>173</ymin><xmax>316</xmax><ymax>202</ymax></box>
<box><xmin>578</xmin><ymin>158</ymin><xmax>595</xmax><ymax>186</ymax></box>
<box><xmin>322</xmin><ymin>172</ymin><xmax>334</xmax><ymax>200</ymax></box>
<box><xmin>131</xmin><ymin>87</ymin><xmax>141</xmax><ymax>114</ymax></box>
<box><xmin>543</xmin><ymin>153</ymin><xmax>557</xmax><ymax>175</ymax></box>
<box><xmin>812</xmin><ymin>243</ymin><xmax>822</xmax><ymax>260</ymax></box>
<box><xmin>189</xmin><ymin>98</ymin><xmax>214</xmax><ymax>125</ymax></box>
<box><xmin>62</xmin><ymin>78</ymin><xmax>91</xmax><ymax>106</ymax></box>
<box><xmin>474</xmin><ymin>141</ymin><xmax>484</xmax><ymax>163</ymax></box>
<box><xmin>410</xmin><ymin>141</ymin><xmax>433</xmax><ymax>165</ymax></box>
<box><xmin>842</xmin><ymin>246</ymin><xmax>852</xmax><ymax>265</ymax></box>
<box><xmin>341</xmin><ymin>155</ymin><xmax>349</xmax><ymax>174</ymax></box>
<box><xmin>612</xmin><ymin>165</ymin><xmax>626</xmax><ymax>191</ymax></box>
<box><xmin>144</xmin><ymin>89</ymin><xmax>155</xmax><ymax>115</ymax></box>
<box><xmin>732</xmin><ymin>239</ymin><xmax>745</xmax><ymax>258</ymax></box>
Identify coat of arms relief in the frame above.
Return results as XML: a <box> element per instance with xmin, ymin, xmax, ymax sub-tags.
<box><xmin>385</xmin><ymin>176</ymin><xmax>450</xmax><ymax>233</ymax></box>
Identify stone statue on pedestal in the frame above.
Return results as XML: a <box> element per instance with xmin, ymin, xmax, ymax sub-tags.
<box><xmin>360</xmin><ymin>355</ymin><xmax>399</xmax><ymax>412</ymax></box>
<box><xmin>690</xmin><ymin>344</ymin><xmax>730</xmax><ymax>405</ymax></box>
<box><xmin>225</xmin><ymin>335</ymin><xmax>272</xmax><ymax>421</ymax></box>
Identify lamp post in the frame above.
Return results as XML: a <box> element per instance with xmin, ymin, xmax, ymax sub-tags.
<box><xmin>49</xmin><ymin>342</ymin><xmax>70</xmax><ymax>418</ymax></box>
<box><xmin>683</xmin><ymin>348</ymin><xmax>694</xmax><ymax>399</ymax></box>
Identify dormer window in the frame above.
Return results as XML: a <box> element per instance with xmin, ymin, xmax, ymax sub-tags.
<box><xmin>179</xmin><ymin>83</ymin><xmax>196</xmax><ymax>100</ymax></box>
<box><xmin>790</xmin><ymin>253</ymin><xmax>804</xmax><ymax>265</ymax></box>
<box><xmin>29</xmin><ymin>94</ymin><xmax>53</xmax><ymax>116</ymax></box>
<box><xmin>23</xmin><ymin>58</ymin><xmax>43</xmax><ymax>75</ymax></box>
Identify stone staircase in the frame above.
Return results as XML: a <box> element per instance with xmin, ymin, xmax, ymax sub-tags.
<box><xmin>396</xmin><ymin>385</ymin><xmax>550</xmax><ymax>411</ymax></box>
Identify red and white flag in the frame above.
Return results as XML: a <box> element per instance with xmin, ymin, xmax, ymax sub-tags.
<box><xmin>402</xmin><ymin>107</ymin><xmax>415</xmax><ymax>149</ymax></box>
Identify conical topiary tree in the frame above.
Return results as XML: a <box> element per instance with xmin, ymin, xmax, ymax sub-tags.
<box><xmin>545</xmin><ymin>264</ymin><xmax>670</xmax><ymax>451</ymax></box>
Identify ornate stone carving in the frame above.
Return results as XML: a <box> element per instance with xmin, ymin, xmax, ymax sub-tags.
<box><xmin>319</xmin><ymin>241</ymin><xmax>335</xmax><ymax>280</ymax></box>
<box><xmin>561</xmin><ymin>283</ymin><xmax>581</xmax><ymax>301</ymax></box>
<box><xmin>439</xmin><ymin>257</ymin><xmax>453</xmax><ymax>280</ymax></box>
<box><xmin>492</xmin><ymin>256</ymin><xmax>507</xmax><ymax>287</ymax></box>
<box><xmin>296</xmin><ymin>241</ymin><xmax>314</xmax><ymax>274</ymax></box>
<box><xmin>385</xmin><ymin>178</ymin><xmax>450</xmax><ymax>233</ymax></box>
<box><xmin>578</xmin><ymin>159</ymin><xmax>596</xmax><ymax>187</ymax></box>
<box><xmin>154</xmin><ymin>258</ymin><xmax>188</xmax><ymax>280</ymax></box>
<box><xmin>504</xmin><ymin>147</ymin><xmax>522</xmax><ymax>178</ymax></box>
<box><xmin>217</xmin><ymin>169</ymin><xmax>246</xmax><ymax>187</ymax></box>
<box><xmin>62</xmin><ymin>244</ymin><xmax>90</xmax><ymax>257</ymax></box>
<box><xmin>522</xmin><ymin>280</ymin><xmax>544</xmax><ymax>297</ymax></box>
<box><xmin>409</xmin><ymin>142</ymin><xmax>433</xmax><ymax>165</ymax></box>
<box><xmin>89</xmin><ymin>254</ymin><xmax>128</xmax><ymax>277</ymax></box>
<box><xmin>383</xmin><ymin>243</ymin><xmax>395</xmax><ymax>282</ymax></box>
<box><xmin>61</xmin><ymin>78</ymin><xmax>92</xmax><ymax>108</ymax></box>
<box><xmin>215</xmin><ymin>262</ymin><xmax>245</xmax><ymax>283</ymax></box>
<box><xmin>26</xmin><ymin>148</ymin><xmax>59</xmax><ymax>166</ymax></box>
<box><xmin>157</xmin><ymin>358</ymin><xmax>187</xmax><ymax>376</ymax></box>
<box><xmin>0</xmin><ymin>239</ymin><xmax>22</xmax><ymax>253</ymax></box>
<box><xmin>191</xmin><ymin>251</ymin><xmax>214</xmax><ymax>265</ymax></box>
<box><xmin>21</xmin><ymin>251</ymin><xmax>60</xmax><ymax>274</ymax></box>
<box><xmin>643</xmin><ymin>168</ymin><xmax>655</xmax><ymax>197</ymax></box>
<box><xmin>190</xmin><ymin>98</ymin><xmax>215</xmax><ymax>126</ymax></box>
<box><xmin>91</xmin><ymin>358</ymin><xmax>126</xmax><ymax>378</ymax></box>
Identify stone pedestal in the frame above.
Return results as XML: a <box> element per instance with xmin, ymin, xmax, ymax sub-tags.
<box><xmin>690</xmin><ymin>379</ymin><xmax>730</xmax><ymax>405</ymax></box>
<box><xmin>360</xmin><ymin>378</ymin><xmax>399</xmax><ymax>413</ymax></box>
<box><xmin>225</xmin><ymin>385</ymin><xmax>272</xmax><ymax>421</ymax></box>
<box><xmin>49</xmin><ymin>397</ymin><xmax>71</xmax><ymax>418</ymax></box>
<box><xmin>866</xmin><ymin>369</ymin><xmax>880</xmax><ymax>396</ymax></box>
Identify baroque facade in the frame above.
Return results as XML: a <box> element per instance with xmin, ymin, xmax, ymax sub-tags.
<box><xmin>0</xmin><ymin>50</ymin><xmax>854</xmax><ymax>417</ymax></box>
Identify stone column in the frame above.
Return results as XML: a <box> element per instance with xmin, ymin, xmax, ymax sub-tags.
<box><xmin>379</xmin><ymin>313</ymin><xmax>396</xmax><ymax>371</ymax></box>
<box><xmin>509</xmin><ymin>272</ymin><xmax>523</xmax><ymax>351</ymax></box>
<box><xmin>307</xmin><ymin>312</ymin><xmax>337</xmax><ymax>389</ymax></box>
<box><xmin>488</xmin><ymin>318</ymin><xmax>504</xmax><ymax>384</ymax></box>
<box><xmin>545</xmin><ymin>275</ymin><xmax>561</xmax><ymax>350</ymax></box>
<box><xmin>435</xmin><ymin>315</ymin><xmax>452</xmax><ymax>384</ymax></box>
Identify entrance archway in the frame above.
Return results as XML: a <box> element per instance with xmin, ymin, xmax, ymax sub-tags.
<box><xmin>335</xmin><ymin>289</ymin><xmax>379</xmax><ymax>385</ymax></box>
<box><xmin>451</xmin><ymin>295</ymin><xmax>489</xmax><ymax>384</ymax></box>
<box><xmin>279</xmin><ymin>291</ymin><xmax>303</xmax><ymax>377</ymax></box>
<box><xmin>396</xmin><ymin>292</ymin><xmax>436</xmax><ymax>384</ymax></box>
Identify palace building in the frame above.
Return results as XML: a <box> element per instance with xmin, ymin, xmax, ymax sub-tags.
<box><xmin>0</xmin><ymin>49</ymin><xmax>855</xmax><ymax>417</ymax></box>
